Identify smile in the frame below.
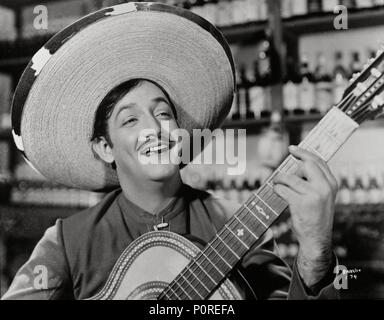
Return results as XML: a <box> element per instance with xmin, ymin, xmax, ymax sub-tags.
<box><xmin>140</xmin><ymin>140</ymin><xmax>176</xmax><ymax>157</ymax></box>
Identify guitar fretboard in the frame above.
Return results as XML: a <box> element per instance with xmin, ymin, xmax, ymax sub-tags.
<box><xmin>159</xmin><ymin>107</ymin><xmax>359</xmax><ymax>300</ymax></box>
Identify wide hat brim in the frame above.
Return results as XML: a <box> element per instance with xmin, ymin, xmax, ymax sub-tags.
<box><xmin>12</xmin><ymin>2</ymin><xmax>235</xmax><ymax>191</ymax></box>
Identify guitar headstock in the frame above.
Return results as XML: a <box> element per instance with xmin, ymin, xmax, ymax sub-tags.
<box><xmin>339</xmin><ymin>47</ymin><xmax>384</xmax><ymax>124</ymax></box>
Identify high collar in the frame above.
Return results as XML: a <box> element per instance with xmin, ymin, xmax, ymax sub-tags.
<box><xmin>116</xmin><ymin>184</ymin><xmax>189</xmax><ymax>230</ymax></box>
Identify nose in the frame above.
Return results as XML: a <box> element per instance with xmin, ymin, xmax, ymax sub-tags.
<box><xmin>143</xmin><ymin>113</ymin><xmax>161</xmax><ymax>137</ymax></box>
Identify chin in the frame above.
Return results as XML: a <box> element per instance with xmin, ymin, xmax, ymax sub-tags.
<box><xmin>144</xmin><ymin>163</ymin><xmax>179</xmax><ymax>182</ymax></box>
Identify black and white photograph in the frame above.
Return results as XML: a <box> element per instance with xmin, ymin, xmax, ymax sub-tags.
<box><xmin>0</xmin><ymin>0</ymin><xmax>383</xmax><ymax>304</ymax></box>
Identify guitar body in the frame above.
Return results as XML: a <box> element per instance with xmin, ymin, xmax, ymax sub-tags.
<box><xmin>87</xmin><ymin>231</ymin><xmax>243</xmax><ymax>300</ymax></box>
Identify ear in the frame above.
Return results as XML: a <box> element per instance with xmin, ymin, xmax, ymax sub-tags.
<box><xmin>92</xmin><ymin>137</ymin><xmax>115</xmax><ymax>165</ymax></box>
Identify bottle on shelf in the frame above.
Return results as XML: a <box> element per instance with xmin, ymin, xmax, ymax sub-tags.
<box><xmin>242</xmin><ymin>65</ymin><xmax>254</xmax><ymax>120</ymax></box>
<box><xmin>228</xmin><ymin>178</ymin><xmax>239</xmax><ymax>203</ymax></box>
<box><xmin>333</xmin><ymin>51</ymin><xmax>349</xmax><ymax>105</ymax></box>
<box><xmin>258</xmin><ymin>40</ymin><xmax>272</xmax><ymax>119</ymax></box>
<box><xmin>283</xmin><ymin>56</ymin><xmax>300</xmax><ymax>116</ymax></box>
<box><xmin>237</xmin><ymin>65</ymin><xmax>249</xmax><ymax>120</ymax></box>
<box><xmin>215</xmin><ymin>178</ymin><xmax>227</xmax><ymax>200</ymax></box>
<box><xmin>249</xmin><ymin>59</ymin><xmax>264</xmax><ymax>120</ymax></box>
<box><xmin>367</xmin><ymin>174</ymin><xmax>382</xmax><ymax>204</ymax></box>
<box><xmin>258</xmin><ymin>29</ymin><xmax>282</xmax><ymax>119</ymax></box>
<box><xmin>240</xmin><ymin>178</ymin><xmax>251</xmax><ymax>204</ymax></box>
<box><xmin>337</xmin><ymin>174</ymin><xmax>352</xmax><ymax>205</ymax></box>
<box><xmin>351</xmin><ymin>173</ymin><xmax>367</xmax><ymax>204</ymax></box>
<box><xmin>297</xmin><ymin>54</ymin><xmax>316</xmax><ymax>115</ymax></box>
<box><xmin>252</xmin><ymin>175</ymin><xmax>261</xmax><ymax>194</ymax></box>
<box><xmin>366</xmin><ymin>166</ymin><xmax>383</xmax><ymax>204</ymax></box>
<box><xmin>314</xmin><ymin>52</ymin><xmax>332</xmax><ymax>114</ymax></box>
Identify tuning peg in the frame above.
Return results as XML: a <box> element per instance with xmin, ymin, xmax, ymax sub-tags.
<box><xmin>370</xmin><ymin>68</ymin><xmax>382</xmax><ymax>78</ymax></box>
<box><xmin>349</xmin><ymin>72</ymin><xmax>361</xmax><ymax>83</ymax></box>
<box><xmin>373</xmin><ymin>95</ymin><xmax>384</xmax><ymax>108</ymax></box>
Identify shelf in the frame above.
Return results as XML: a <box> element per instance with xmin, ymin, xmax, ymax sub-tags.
<box><xmin>284</xmin><ymin>6</ymin><xmax>384</xmax><ymax>35</ymax></box>
<box><xmin>222</xmin><ymin>113</ymin><xmax>384</xmax><ymax>132</ymax></box>
<box><xmin>1</xmin><ymin>6</ymin><xmax>384</xmax><ymax>64</ymax></box>
<box><xmin>222</xmin><ymin>113</ymin><xmax>323</xmax><ymax>132</ymax></box>
<box><xmin>336</xmin><ymin>203</ymin><xmax>384</xmax><ymax>213</ymax></box>
<box><xmin>218</xmin><ymin>6</ymin><xmax>384</xmax><ymax>43</ymax></box>
<box><xmin>219</xmin><ymin>20</ymin><xmax>266</xmax><ymax>44</ymax></box>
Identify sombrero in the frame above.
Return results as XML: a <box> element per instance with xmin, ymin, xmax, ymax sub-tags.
<box><xmin>11</xmin><ymin>2</ymin><xmax>236</xmax><ymax>191</ymax></box>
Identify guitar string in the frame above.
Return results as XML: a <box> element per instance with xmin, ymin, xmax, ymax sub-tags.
<box><xmin>160</xmin><ymin>110</ymin><xmax>342</xmax><ymax>300</ymax></box>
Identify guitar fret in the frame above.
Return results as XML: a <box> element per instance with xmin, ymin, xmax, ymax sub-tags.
<box><xmin>259</xmin><ymin>183</ymin><xmax>287</xmax><ymax>213</ymax></box>
<box><xmin>177</xmin><ymin>281</ymin><xmax>192</xmax><ymax>300</ymax></box>
<box><xmin>252</xmin><ymin>194</ymin><xmax>279</xmax><ymax>217</ymax></box>
<box><xmin>167</xmin><ymin>284</ymin><xmax>181</xmax><ymax>300</ymax></box>
<box><xmin>192</xmin><ymin>259</ymin><xmax>218</xmax><ymax>286</ymax></box>
<box><xmin>224</xmin><ymin>224</ymin><xmax>250</xmax><ymax>250</ymax></box>
<box><xmin>180</xmin><ymin>273</ymin><xmax>204</xmax><ymax>299</ymax></box>
<box><xmin>234</xmin><ymin>215</ymin><xmax>259</xmax><ymax>241</ymax></box>
<box><xmin>250</xmin><ymin>200</ymin><xmax>270</xmax><ymax>220</ymax></box>
<box><xmin>217</xmin><ymin>233</ymin><xmax>241</xmax><ymax>259</ymax></box>
<box><xmin>184</xmin><ymin>267</ymin><xmax>211</xmax><ymax>293</ymax></box>
<box><xmin>244</xmin><ymin>204</ymin><xmax>268</xmax><ymax>228</ymax></box>
<box><xmin>200</xmin><ymin>251</ymin><xmax>225</xmax><ymax>277</ymax></box>
<box><xmin>206</xmin><ymin>243</ymin><xmax>233</xmax><ymax>269</ymax></box>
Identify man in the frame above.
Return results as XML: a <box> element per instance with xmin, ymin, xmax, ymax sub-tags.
<box><xmin>3</xmin><ymin>3</ymin><xmax>339</xmax><ymax>299</ymax></box>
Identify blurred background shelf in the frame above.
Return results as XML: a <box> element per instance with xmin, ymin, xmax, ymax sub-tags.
<box><xmin>222</xmin><ymin>6</ymin><xmax>384</xmax><ymax>43</ymax></box>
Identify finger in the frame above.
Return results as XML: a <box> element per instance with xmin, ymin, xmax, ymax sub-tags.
<box><xmin>273</xmin><ymin>172</ymin><xmax>312</xmax><ymax>195</ymax></box>
<box><xmin>289</xmin><ymin>145</ymin><xmax>327</xmax><ymax>166</ymax></box>
<box><xmin>289</xmin><ymin>146</ymin><xmax>338</xmax><ymax>191</ymax></box>
<box><xmin>273</xmin><ymin>183</ymin><xmax>300</xmax><ymax>204</ymax></box>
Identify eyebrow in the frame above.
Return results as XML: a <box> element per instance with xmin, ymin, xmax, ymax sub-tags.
<box><xmin>114</xmin><ymin>97</ymin><xmax>171</xmax><ymax>122</ymax></box>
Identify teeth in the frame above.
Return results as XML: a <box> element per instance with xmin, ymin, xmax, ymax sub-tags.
<box><xmin>144</xmin><ymin>144</ymin><xmax>168</xmax><ymax>155</ymax></box>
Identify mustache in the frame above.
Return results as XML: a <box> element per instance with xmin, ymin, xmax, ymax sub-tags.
<box><xmin>136</xmin><ymin>135</ymin><xmax>178</xmax><ymax>153</ymax></box>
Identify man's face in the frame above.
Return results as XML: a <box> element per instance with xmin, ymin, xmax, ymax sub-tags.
<box><xmin>107</xmin><ymin>80</ymin><xmax>180</xmax><ymax>183</ymax></box>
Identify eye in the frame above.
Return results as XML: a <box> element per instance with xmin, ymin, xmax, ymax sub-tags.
<box><xmin>122</xmin><ymin>118</ymin><xmax>138</xmax><ymax>126</ymax></box>
<box><xmin>157</xmin><ymin>112</ymin><xmax>171</xmax><ymax>117</ymax></box>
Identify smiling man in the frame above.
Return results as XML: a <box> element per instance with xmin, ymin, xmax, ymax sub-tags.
<box><xmin>3</xmin><ymin>3</ymin><xmax>339</xmax><ymax>300</ymax></box>
<box><xmin>91</xmin><ymin>79</ymin><xmax>183</xmax><ymax>214</ymax></box>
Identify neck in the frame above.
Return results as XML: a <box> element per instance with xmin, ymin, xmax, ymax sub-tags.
<box><xmin>119</xmin><ymin>171</ymin><xmax>183</xmax><ymax>215</ymax></box>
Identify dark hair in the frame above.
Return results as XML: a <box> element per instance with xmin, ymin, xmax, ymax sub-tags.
<box><xmin>91</xmin><ymin>79</ymin><xmax>177</xmax><ymax>169</ymax></box>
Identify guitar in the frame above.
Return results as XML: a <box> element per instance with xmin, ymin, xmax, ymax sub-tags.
<box><xmin>87</xmin><ymin>48</ymin><xmax>384</xmax><ymax>300</ymax></box>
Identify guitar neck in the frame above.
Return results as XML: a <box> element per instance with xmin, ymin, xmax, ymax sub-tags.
<box><xmin>159</xmin><ymin>107</ymin><xmax>359</xmax><ymax>300</ymax></box>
